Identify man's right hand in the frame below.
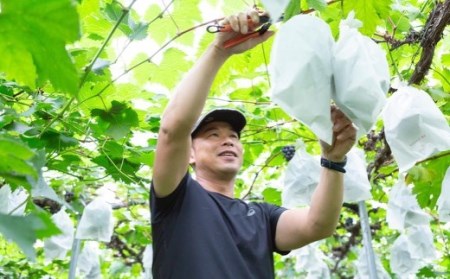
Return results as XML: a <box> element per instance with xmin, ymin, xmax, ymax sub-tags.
<box><xmin>213</xmin><ymin>10</ymin><xmax>274</xmax><ymax>55</ymax></box>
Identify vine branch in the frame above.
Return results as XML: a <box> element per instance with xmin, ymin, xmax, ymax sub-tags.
<box><xmin>241</xmin><ymin>150</ymin><xmax>283</xmax><ymax>200</ymax></box>
<box><xmin>409</xmin><ymin>0</ymin><xmax>450</xmax><ymax>85</ymax></box>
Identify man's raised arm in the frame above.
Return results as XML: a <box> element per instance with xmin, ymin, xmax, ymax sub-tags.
<box><xmin>152</xmin><ymin>10</ymin><xmax>273</xmax><ymax>197</ymax></box>
<box><xmin>275</xmin><ymin>106</ymin><xmax>357</xmax><ymax>251</ymax></box>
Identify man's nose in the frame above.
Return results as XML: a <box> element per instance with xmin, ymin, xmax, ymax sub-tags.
<box><xmin>222</xmin><ymin>138</ymin><xmax>234</xmax><ymax>146</ymax></box>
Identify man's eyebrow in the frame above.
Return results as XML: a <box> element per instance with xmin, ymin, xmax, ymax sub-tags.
<box><xmin>201</xmin><ymin>126</ymin><xmax>219</xmax><ymax>134</ymax></box>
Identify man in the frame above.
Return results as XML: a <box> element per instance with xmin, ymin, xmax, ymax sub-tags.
<box><xmin>151</xmin><ymin>10</ymin><xmax>357</xmax><ymax>278</ymax></box>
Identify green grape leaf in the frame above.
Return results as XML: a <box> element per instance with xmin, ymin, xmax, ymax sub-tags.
<box><xmin>91</xmin><ymin>155</ymin><xmax>140</xmax><ymax>183</ymax></box>
<box><xmin>104</xmin><ymin>1</ymin><xmax>133</xmax><ymax>35</ymax></box>
<box><xmin>343</xmin><ymin>0</ymin><xmax>393</xmax><ymax>35</ymax></box>
<box><xmin>0</xmin><ymin>82</ymin><xmax>15</xmax><ymax>96</ymax></box>
<box><xmin>91</xmin><ymin>101</ymin><xmax>139</xmax><ymax>140</ymax></box>
<box><xmin>229</xmin><ymin>88</ymin><xmax>263</xmax><ymax>100</ymax></box>
<box><xmin>127</xmin><ymin>148</ymin><xmax>155</xmax><ymax>166</ymax></box>
<box><xmin>387</xmin><ymin>11</ymin><xmax>411</xmax><ymax>34</ymax></box>
<box><xmin>109</xmin><ymin>4</ymin><xmax>150</xmax><ymax>40</ymax></box>
<box><xmin>268</xmin><ymin>146</ymin><xmax>285</xmax><ymax>167</ymax></box>
<box><xmin>284</xmin><ymin>0</ymin><xmax>301</xmax><ymax>22</ymax></box>
<box><xmin>262</xmin><ymin>187</ymin><xmax>282</xmax><ymax>206</ymax></box>
<box><xmin>48</xmin><ymin>153</ymin><xmax>81</xmax><ymax>172</ymax></box>
<box><xmin>102</xmin><ymin>140</ymin><xmax>125</xmax><ymax>159</ymax></box>
<box><xmin>0</xmin><ymin>214</ymin><xmax>37</xmax><ymax>260</ymax></box>
<box><xmin>0</xmin><ymin>46</ymin><xmax>36</xmax><ymax>88</ymax></box>
<box><xmin>0</xmin><ymin>114</ymin><xmax>15</xmax><ymax>129</ymax></box>
<box><xmin>408</xmin><ymin>154</ymin><xmax>450</xmax><ymax>209</ymax></box>
<box><xmin>145</xmin><ymin>48</ymin><xmax>193</xmax><ymax>90</ymax></box>
<box><xmin>78</xmin><ymin>0</ymin><xmax>101</xmax><ymax>20</ymax></box>
<box><xmin>39</xmin><ymin>130</ymin><xmax>79</xmax><ymax>151</ymax></box>
<box><xmin>0</xmin><ymin>136</ymin><xmax>37</xmax><ymax>190</ymax></box>
<box><xmin>128</xmin><ymin>21</ymin><xmax>149</xmax><ymax>40</ymax></box>
<box><xmin>148</xmin><ymin>0</ymin><xmax>200</xmax><ymax>46</ymax></box>
<box><xmin>442</xmin><ymin>54</ymin><xmax>450</xmax><ymax>65</ymax></box>
<box><xmin>0</xmin><ymin>0</ymin><xmax>81</xmax><ymax>95</ymax></box>
<box><xmin>306</xmin><ymin>0</ymin><xmax>327</xmax><ymax>12</ymax></box>
<box><xmin>243</xmin><ymin>144</ymin><xmax>264</xmax><ymax>167</ymax></box>
<box><xmin>434</xmin><ymin>68</ymin><xmax>450</xmax><ymax>92</ymax></box>
<box><xmin>0</xmin><ymin>211</ymin><xmax>60</xmax><ymax>260</ymax></box>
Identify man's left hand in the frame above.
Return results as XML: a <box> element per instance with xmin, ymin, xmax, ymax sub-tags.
<box><xmin>320</xmin><ymin>105</ymin><xmax>357</xmax><ymax>162</ymax></box>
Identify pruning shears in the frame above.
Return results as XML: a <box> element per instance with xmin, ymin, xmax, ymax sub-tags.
<box><xmin>206</xmin><ymin>14</ymin><xmax>279</xmax><ymax>49</ymax></box>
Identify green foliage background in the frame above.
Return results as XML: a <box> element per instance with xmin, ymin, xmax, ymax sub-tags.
<box><xmin>0</xmin><ymin>0</ymin><xmax>449</xmax><ymax>277</ymax></box>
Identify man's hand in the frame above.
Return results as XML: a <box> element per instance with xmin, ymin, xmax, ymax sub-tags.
<box><xmin>213</xmin><ymin>10</ymin><xmax>274</xmax><ymax>55</ymax></box>
<box><xmin>320</xmin><ymin>106</ymin><xmax>357</xmax><ymax>162</ymax></box>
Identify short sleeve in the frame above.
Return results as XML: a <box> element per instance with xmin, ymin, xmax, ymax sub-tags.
<box><xmin>260</xmin><ymin>203</ymin><xmax>291</xmax><ymax>255</ymax></box>
<box><xmin>150</xmin><ymin>172</ymin><xmax>189</xmax><ymax>223</ymax></box>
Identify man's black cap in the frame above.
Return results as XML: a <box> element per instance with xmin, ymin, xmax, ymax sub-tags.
<box><xmin>191</xmin><ymin>108</ymin><xmax>246</xmax><ymax>138</ymax></box>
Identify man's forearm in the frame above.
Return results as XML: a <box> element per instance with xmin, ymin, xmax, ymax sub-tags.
<box><xmin>160</xmin><ymin>45</ymin><xmax>230</xmax><ymax>136</ymax></box>
<box><xmin>308</xmin><ymin>168</ymin><xmax>344</xmax><ymax>237</ymax></box>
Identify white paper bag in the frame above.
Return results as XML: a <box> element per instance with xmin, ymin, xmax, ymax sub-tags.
<box><xmin>260</xmin><ymin>0</ymin><xmax>290</xmax><ymax>22</ymax></box>
<box><xmin>390</xmin><ymin>225</ymin><xmax>437</xmax><ymax>277</ymax></box>
<box><xmin>78</xmin><ymin>241</ymin><xmax>101</xmax><ymax>279</ymax></box>
<box><xmin>282</xmin><ymin>142</ymin><xmax>321</xmax><ymax>207</ymax></box>
<box><xmin>390</xmin><ymin>234</ymin><xmax>422</xmax><ymax>277</ymax></box>
<box><xmin>383</xmin><ymin>85</ymin><xmax>450</xmax><ymax>173</ymax></box>
<box><xmin>354</xmin><ymin>247</ymin><xmax>390</xmax><ymax>279</ymax></box>
<box><xmin>293</xmin><ymin>242</ymin><xmax>330</xmax><ymax>279</ymax></box>
<box><xmin>437</xmin><ymin>167</ymin><xmax>450</xmax><ymax>222</ymax></box>
<box><xmin>0</xmin><ymin>185</ymin><xmax>28</xmax><ymax>216</ymax></box>
<box><xmin>332</xmin><ymin>12</ymin><xmax>389</xmax><ymax>138</ymax></box>
<box><xmin>270</xmin><ymin>15</ymin><xmax>335</xmax><ymax>144</ymax></box>
<box><xmin>405</xmin><ymin>225</ymin><xmax>437</xmax><ymax>261</ymax></box>
<box><xmin>142</xmin><ymin>245</ymin><xmax>153</xmax><ymax>279</ymax></box>
<box><xmin>343</xmin><ymin>148</ymin><xmax>372</xmax><ymax>202</ymax></box>
<box><xmin>386</xmin><ymin>178</ymin><xmax>430</xmax><ymax>230</ymax></box>
<box><xmin>44</xmin><ymin>209</ymin><xmax>74</xmax><ymax>260</ymax></box>
<box><xmin>75</xmin><ymin>198</ymin><xmax>114</xmax><ymax>242</ymax></box>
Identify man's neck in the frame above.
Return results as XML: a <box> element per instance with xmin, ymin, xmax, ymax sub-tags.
<box><xmin>195</xmin><ymin>173</ymin><xmax>235</xmax><ymax>198</ymax></box>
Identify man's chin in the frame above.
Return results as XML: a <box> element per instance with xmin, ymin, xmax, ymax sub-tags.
<box><xmin>217</xmin><ymin>166</ymin><xmax>240</xmax><ymax>177</ymax></box>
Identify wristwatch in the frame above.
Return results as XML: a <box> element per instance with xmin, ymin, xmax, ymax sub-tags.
<box><xmin>320</xmin><ymin>157</ymin><xmax>347</xmax><ymax>173</ymax></box>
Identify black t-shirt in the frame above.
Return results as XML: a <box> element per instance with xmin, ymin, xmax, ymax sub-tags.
<box><xmin>150</xmin><ymin>173</ymin><xmax>289</xmax><ymax>279</ymax></box>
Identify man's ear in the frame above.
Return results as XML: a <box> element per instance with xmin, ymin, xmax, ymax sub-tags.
<box><xmin>189</xmin><ymin>146</ymin><xmax>195</xmax><ymax>165</ymax></box>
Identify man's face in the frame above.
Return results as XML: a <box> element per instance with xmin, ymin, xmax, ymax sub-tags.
<box><xmin>191</xmin><ymin>121</ymin><xmax>243</xmax><ymax>177</ymax></box>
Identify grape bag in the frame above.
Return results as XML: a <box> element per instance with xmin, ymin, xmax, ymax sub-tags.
<box><xmin>0</xmin><ymin>185</ymin><xmax>28</xmax><ymax>216</ymax></box>
<box><xmin>390</xmin><ymin>226</ymin><xmax>437</xmax><ymax>277</ymax></box>
<box><xmin>75</xmin><ymin>197</ymin><xmax>114</xmax><ymax>242</ymax></box>
<box><xmin>283</xmin><ymin>145</ymin><xmax>372</xmax><ymax>207</ymax></box>
<box><xmin>282</xmin><ymin>141</ymin><xmax>321</xmax><ymax>208</ymax></box>
<box><xmin>293</xmin><ymin>242</ymin><xmax>330</xmax><ymax>278</ymax></box>
<box><xmin>342</xmin><ymin>148</ymin><xmax>372</xmax><ymax>202</ymax></box>
<box><xmin>354</xmin><ymin>247</ymin><xmax>390</xmax><ymax>279</ymax></box>
<box><xmin>383</xmin><ymin>85</ymin><xmax>450</xmax><ymax>173</ymax></box>
<box><xmin>44</xmin><ymin>209</ymin><xmax>74</xmax><ymax>260</ymax></box>
<box><xmin>386</xmin><ymin>178</ymin><xmax>430</xmax><ymax>230</ymax></box>
<box><xmin>142</xmin><ymin>245</ymin><xmax>153</xmax><ymax>279</ymax></box>
<box><xmin>270</xmin><ymin>15</ymin><xmax>335</xmax><ymax>144</ymax></box>
<box><xmin>260</xmin><ymin>0</ymin><xmax>290</xmax><ymax>23</ymax></box>
<box><xmin>78</xmin><ymin>241</ymin><xmax>101</xmax><ymax>278</ymax></box>
<box><xmin>390</xmin><ymin>234</ymin><xmax>423</xmax><ymax>276</ymax></box>
<box><xmin>332</xmin><ymin>12</ymin><xmax>389</xmax><ymax>138</ymax></box>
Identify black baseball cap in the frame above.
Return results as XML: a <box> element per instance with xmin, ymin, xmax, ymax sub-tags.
<box><xmin>191</xmin><ymin>108</ymin><xmax>246</xmax><ymax>138</ymax></box>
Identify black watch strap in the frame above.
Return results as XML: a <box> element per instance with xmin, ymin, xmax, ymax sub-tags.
<box><xmin>320</xmin><ymin>157</ymin><xmax>347</xmax><ymax>173</ymax></box>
